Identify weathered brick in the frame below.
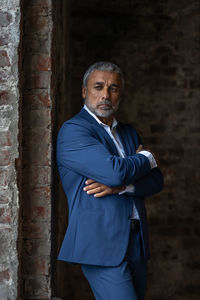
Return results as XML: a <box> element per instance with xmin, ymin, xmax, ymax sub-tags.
<box><xmin>24</xmin><ymin>0</ymin><xmax>51</xmax><ymax>9</ymax></box>
<box><xmin>24</xmin><ymin>276</ymin><xmax>49</xmax><ymax>297</ymax></box>
<box><xmin>0</xmin><ymin>168</ymin><xmax>9</xmax><ymax>186</ymax></box>
<box><xmin>23</xmin><ymin>166</ymin><xmax>50</xmax><ymax>186</ymax></box>
<box><xmin>24</xmin><ymin>54</ymin><xmax>51</xmax><ymax>72</ymax></box>
<box><xmin>0</xmin><ymin>91</ymin><xmax>15</xmax><ymax>105</ymax></box>
<box><xmin>23</xmin><ymin>204</ymin><xmax>51</xmax><ymax>222</ymax></box>
<box><xmin>0</xmin><ymin>69</ymin><xmax>10</xmax><ymax>84</ymax></box>
<box><xmin>0</xmin><ymin>51</ymin><xmax>11</xmax><ymax>68</ymax></box>
<box><xmin>22</xmin><ymin>256</ymin><xmax>49</xmax><ymax>276</ymax></box>
<box><xmin>23</xmin><ymin>90</ymin><xmax>51</xmax><ymax>109</ymax></box>
<box><xmin>0</xmin><ymin>207</ymin><xmax>12</xmax><ymax>224</ymax></box>
<box><xmin>23</xmin><ymin>71</ymin><xmax>51</xmax><ymax>89</ymax></box>
<box><xmin>0</xmin><ymin>149</ymin><xmax>11</xmax><ymax>166</ymax></box>
<box><xmin>23</xmin><ymin>37</ymin><xmax>51</xmax><ymax>54</ymax></box>
<box><xmin>24</xmin><ymin>4</ymin><xmax>51</xmax><ymax>17</ymax></box>
<box><xmin>23</xmin><ymin>108</ymin><xmax>51</xmax><ymax>128</ymax></box>
<box><xmin>0</xmin><ymin>131</ymin><xmax>11</xmax><ymax>146</ymax></box>
<box><xmin>22</xmin><ymin>128</ymin><xmax>51</xmax><ymax>165</ymax></box>
<box><xmin>23</xmin><ymin>238</ymin><xmax>51</xmax><ymax>256</ymax></box>
<box><xmin>22</xmin><ymin>222</ymin><xmax>50</xmax><ymax>239</ymax></box>
<box><xmin>0</xmin><ymin>187</ymin><xmax>12</xmax><ymax>204</ymax></box>
<box><xmin>23</xmin><ymin>186</ymin><xmax>51</xmax><ymax>203</ymax></box>
<box><xmin>0</xmin><ymin>1</ymin><xmax>20</xmax><ymax>299</ymax></box>
<box><xmin>0</xmin><ymin>269</ymin><xmax>10</xmax><ymax>283</ymax></box>
<box><xmin>0</xmin><ymin>11</ymin><xmax>12</xmax><ymax>27</ymax></box>
<box><xmin>0</xmin><ymin>284</ymin><xmax>8</xmax><ymax>299</ymax></box>
<box><xmin>0</xmin><ymin>31</ymin><xmax>9</xmax><ymax>46</ymax></box>
<box><xmin>25</xmin><ymin>16</ymin><xmax>50</xmax><ymax>35</ymax></box>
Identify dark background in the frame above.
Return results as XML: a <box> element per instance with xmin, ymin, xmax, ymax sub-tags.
<box><xmin>52</xmin><ymin>0</ymin><xmax>200</xmax><ymax>299</ymax></box>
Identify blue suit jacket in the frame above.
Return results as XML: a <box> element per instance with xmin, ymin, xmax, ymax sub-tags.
<box><xmin>56</xmin><ymin>108</ymin><xmax>164</xmax><ymax>266</ymax></box>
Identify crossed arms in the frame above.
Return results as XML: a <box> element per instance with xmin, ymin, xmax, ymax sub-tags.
<box><xmin>83</xmin><ymin>145</ymin><xmax>163</xmax><ymax>198</ymax></box>
<box><xmin>57</xmin><ymin>122</ymin><xmax>164</xmax><ymax>198</ymax></box>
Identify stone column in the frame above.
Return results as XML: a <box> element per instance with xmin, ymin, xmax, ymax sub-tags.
<box><xmin>20</xmin><ymin>0</ymin><xmax>53</xmax><ymax>298</ymax></box>
<box><xmin>0</xmin><ymin>0</ymin><xmax>21</xmax><ymax>299</ymax></box>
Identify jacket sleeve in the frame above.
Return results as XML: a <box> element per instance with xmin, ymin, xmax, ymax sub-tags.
<box><xmin>123</xmin><ymin>125</ymin><xmax>164</xmax><ymax>197</ymax></box>
<box><xmin>56</xmin><ymin>122</ymin><xmax>152</xmax><ymax>187</ymax></box>
<box><xmin>131</xmin><ymin>167</ymin><xmax>164</xmax><ymax>197</ymax></box>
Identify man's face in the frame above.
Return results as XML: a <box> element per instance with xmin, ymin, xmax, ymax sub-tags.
<box><xmin>82</xmin><ymin>70</ymin><xmax>123</xmax><ymax>118</ymax></box>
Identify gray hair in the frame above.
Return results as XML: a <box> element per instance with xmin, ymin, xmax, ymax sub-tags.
<box><xmin>82</xmin><ymin>61</ymin><xmax>124</xmax><ymax>88</ymax></box>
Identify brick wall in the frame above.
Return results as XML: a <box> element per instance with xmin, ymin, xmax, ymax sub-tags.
<box><xmin>0</xmin><ymin>0</ymin><xmax>20</xmax><ymax>299</ymax></box>
<box><xmin>19</xmin><ymin>0</ymin><xmax>53</xmax><ymax>299</ymax></box>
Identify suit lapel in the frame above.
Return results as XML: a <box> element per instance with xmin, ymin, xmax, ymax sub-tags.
<box><xmin>78</xmin><ymin>108</ymin><xmax>138</xmax><ymax>156</ymax></box>
<box><xmin>78</xmin><ymin>108</ymin><xmax>121</xmax><ymax>156</ymax></box>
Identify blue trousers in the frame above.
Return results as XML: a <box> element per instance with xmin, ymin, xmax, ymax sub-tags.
<box><xmin>81</xmin><ymin>229</ymin><xmax>147</xmax><ymax>300</ymax></box>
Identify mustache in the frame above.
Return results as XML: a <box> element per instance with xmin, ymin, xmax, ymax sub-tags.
<box><xmin>97</xmin><ymin>99</ymin><xmax>112</xmax><ymax>107</ymax></box>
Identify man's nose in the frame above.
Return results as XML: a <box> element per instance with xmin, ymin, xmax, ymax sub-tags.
<box><xmin>102</xmin><ymin>87</ymin><xmax>110</xmax><ymax>99</ymax></box>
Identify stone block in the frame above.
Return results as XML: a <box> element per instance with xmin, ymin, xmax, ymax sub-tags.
<box><xmin>0</xmin><ymin>11</ymin><xmax>12</xmax><ymax>27</ymax></box>
<box><xmin>0</xmin><ymin>91</ymin><xmax>16</xmax><ymax>105</ymax></box>
<box><xmin>23</xmin><ymin>186</ymin><xmax>51</xmax><ymax>203</ymax></box>
<box><xmin>0</xmin><ymin>168</ymin><xmax>9</xmax><ymax>186</ymax></box>
<box><xmin>0</xmin><ymin>31</ymin><xmax>9</xmax><ymax>46</ymax></box>
<box><xmin>0</xmin><ymin>269</ymin><xmax>10</xmax><ymax>283</ymax></box>
<box><xmin>22</xmin><ymin>108</ymin><xmax>51</xmax><ymax>128</ymax></box>
<box><xmin>22</xmin><ymin>166</ymin><xmax>50</xmax><ymax>186</ymax></box>
<box><xmin>25</xmin><ymin>16</ymin><xmax>50</xmax><ymax>35</ymax></box>
<box><xmin>0</xmin><ymin>207</ymin><xmax>12</xmax><ymax>224</ymax></box>
<box><xmin>0</xmin><ymin>131</ymin><xmax>11</xmax><ymax>146</ymax></box>
<box><xmin>23</xmin><ymin>203</ymin><xmax>51</xmax><ymax>222</ymax></box>
<box><xmin>23</xmin><ymin>238</ymin><xmax>51</xmax><ymax>256</ymax></box>
<box><xmin>24</xmin><ymin>0</ymin><xmax>51</xmax><ymax>9</ymax></box>
<box><xmin>0</xmin><ymin>284</ymin><xmax>8</xmax><ymax>299</ymax></box>
<box><xmin>22</xmin><ymin>128</ymin><xmax>51</xmax><ymax>166</ymax></box>
<box><xmin>0</xmin><ymin>51</ymin><xmax>11</xmax><ymax>68</ymax></box>
<box><xmin>0</xmin><ymin>149</ymin><xmax>11</xmax><ymax>166</ymax></box>
<box><xmin>23</xmin><ymin>90</ymin><xmax>51</xmax><ymax>109</ymax></box>
<box><xmin>23</xmin><ymin>37</ymin><xmax>51</xmax><ymax>54</ymax></box>
<box><xmin>22</xmin><ymin>222</ymin><xmax>50</xmax><ymax>239</ymax></box>
<box><xmin>24</xmin><ymin>276</ymin><xmax>49</xmax><ymax>297</ymax></box>
<box><xmin>22</xmin><ymin>256</ymin><xmax>50</xmax><ymax>276</ymax></box>
<box><xmin>24</xmin><ymin>54</ymin><xmax>51</xmax><ymax>72</ymax></box>
<box><xmin>0</xmin><ymin>228</ymin><xmax>12</xmax><ymax>263</ymax></box>
<box><xmin>0</xmin><ymin>187</ymin><xmax>12</xmax><ymax>204</ymax></box>
<box><xmin>23</xmin><ymin>71</ymin><xmax>51</xmax><ymax>89</ymax></box>
<box><xmin>0</xmin><ymin>69</ymin><xmax>10</xmax><ymax>84</ymax></box>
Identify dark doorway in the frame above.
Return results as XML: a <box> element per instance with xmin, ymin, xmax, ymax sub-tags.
<box><xmin>50</xmin><ymin>0</ymin><xmax>190</xmax><ymax>299</ymax></box>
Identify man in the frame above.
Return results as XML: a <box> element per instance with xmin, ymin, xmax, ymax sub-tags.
<box><xmin>56</xmin><ymin>62</ymin><xmax>163</xmax><ymax>300</ymax></box>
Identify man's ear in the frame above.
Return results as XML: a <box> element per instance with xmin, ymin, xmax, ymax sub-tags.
<box><xmin>82</xmin><ymin>86</ymin><xmax>87</xmax><ymax>99</ymax></box>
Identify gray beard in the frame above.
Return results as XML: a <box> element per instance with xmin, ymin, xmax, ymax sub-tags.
<box><xmin>85</xmin><ymin>98</ymin><xmax>119</xmax><ymax>118</ymax></box>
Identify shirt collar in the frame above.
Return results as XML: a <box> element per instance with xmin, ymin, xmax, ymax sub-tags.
<box><xmin>83</xmin><ymin>104</ymin><xmax>118</xmax><ymax>130</ymax></box>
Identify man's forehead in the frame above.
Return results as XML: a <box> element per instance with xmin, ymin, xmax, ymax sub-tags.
<box><xmin>88</xmin><ymin>70</ymin><xmax>122</xmax><ymax>85</ymax></box>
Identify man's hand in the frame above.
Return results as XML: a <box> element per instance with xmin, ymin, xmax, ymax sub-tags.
<box><xmin>136</xmin><ymin>144</ymin><xmax>143</xmax><ymax>153</ymax></box>
<box><xmin>136</xmin><ymin>144</ymin><xmax>159</xmax><ymax>167</ymax></box>
<box><xmin>83</xmin><ymin>179</ymin><xmax>126</xmax><ymax>198</ymax></box>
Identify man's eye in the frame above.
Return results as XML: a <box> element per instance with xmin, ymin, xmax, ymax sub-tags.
<box><xmin>94</xmin><ymin>86</ymin><xmax>102</xmax><ymax>90</ymax></box>
<box><xmin>110</xmin><ymin>87</ymin><xmax>117</xmax><ymax>92</ymax></box>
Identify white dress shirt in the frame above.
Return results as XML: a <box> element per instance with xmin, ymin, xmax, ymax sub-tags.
<box><xmin>84</xmin><ymin>105</ymin><xmax>157</xmax><ymax>219</ymax></box>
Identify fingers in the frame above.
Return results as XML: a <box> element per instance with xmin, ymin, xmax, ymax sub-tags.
<box><xmin>85</xmin><ymin>179</ymin><xmax>95</xmax><ymax>185</ymax></box>
<box><xmin>84</xmin><ymin>182</ymin><xmax>100</xmax><ymax>191</ymax></box>
<box><xmin>136</xmin><ymin>144</ymin><xmax>143</xmax><ymax>153</ymax></box>
<box><xmin>85</xmin><ymin>186</ymin><xmax>106</xmax><ymax>195</ymax></box>
<box><xmin>93</xmin><ymin>190</ymin><xmax>109</xmax><ymax>197</ymax></box>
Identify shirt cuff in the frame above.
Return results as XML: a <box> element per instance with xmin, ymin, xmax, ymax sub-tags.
<box><xmin>139</xmin><ymin>150</ymin><xmax>157</xmax><ymax>169</ymax></box>
<box><xmin>119</xmin><ymin>184</ymin><xmax>135</xmax><ymax>195</ymax></box>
